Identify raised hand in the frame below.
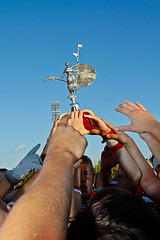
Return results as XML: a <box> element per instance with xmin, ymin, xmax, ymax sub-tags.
<box><xmin>67</xmin><ymin>110</ymin><xmax>90</xmax><ymax>135</ymax></box>
<box><xmin>47</xmin><ymin>114</ymin><xmax>88</xmax><ymax>164</ymax></box>
<box><xmin>115</xmin><ymin>100</ymin><xmax>158</xmax><ymax>133</ymax></box>
<box><xmin>83</xmin><ymin>110</ymin><xmax>111</xmax><ymax>136</ymax></box>
<box><xmin>5</xmin><ymin>144</ymin><xmax>42</xmax><ymax>186</ymax></box>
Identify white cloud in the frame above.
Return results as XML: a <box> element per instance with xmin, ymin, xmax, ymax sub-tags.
<box><xmin>13</xmin><ymin>145</ymin><xmax>26</xmax><ymax>152</ymax></box>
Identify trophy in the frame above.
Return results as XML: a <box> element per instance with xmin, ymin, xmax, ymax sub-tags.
<box><xmin>43</xmin><ymin>44</ymin><xmax>96</xmax><ymax>112</ymax></box>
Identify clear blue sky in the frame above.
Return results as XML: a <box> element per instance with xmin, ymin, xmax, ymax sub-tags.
<box><xmin>0</xmin><ymin>0</ymin><xmax>160</xmax><ymax>169</ymax></box>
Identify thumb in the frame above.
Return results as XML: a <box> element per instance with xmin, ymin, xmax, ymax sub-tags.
<box><xmin>26</xmin><ymin>144</ymin><xmax>41</xmax><ymax>156</ymax></box>
<box><xmin>115</xmin><ymin>125</ymin><xmax>131</xmax><ymax>132</ymax></box>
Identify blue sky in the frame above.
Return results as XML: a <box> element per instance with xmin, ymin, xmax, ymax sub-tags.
<box><xmin>0</xmin><ymin>0</ymin><xmax>160</xmax><ymax>169</ymax></box>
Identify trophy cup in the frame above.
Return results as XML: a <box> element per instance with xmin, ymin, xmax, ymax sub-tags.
<box><xmin>43</xmin><ymin>44</ymin><xmax>96</xmax><ymax>112</ymax></box>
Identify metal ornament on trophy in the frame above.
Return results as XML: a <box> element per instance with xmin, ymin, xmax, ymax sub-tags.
<box><xmin>43</xmin><ymin>44</ymin><xmax>96</xmax><ymax>112</ymax></box>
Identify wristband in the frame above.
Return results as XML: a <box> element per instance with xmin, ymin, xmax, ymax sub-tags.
<box><xmin>109</xmin><ymin>142</ymin><xmax>123</xmax><ymax>152</ymax></box>
<box><xmin>106</xmin><ymin>139</ymin><xmax>123</xmax><ymax>152</ymax></box>
<box><xmin>102</xmin><ymin>130</ymin><xmax>115</xmax><ymax>143</ymax></box>
<box><xmin>74</xmin><ymin>188</ymin><xmax>82</xmax><ymax>195</ymax></box>
<box><xmin>74</xmin><ymin>185</ymin><xmax>81</xmax><ymax>191</ymax></box>
<box><xmin>101</xmin><ymin>130</ymin><xmax>123</xmax><ymax>152</ymax></box>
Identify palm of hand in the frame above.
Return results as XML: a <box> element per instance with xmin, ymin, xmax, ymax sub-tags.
<box><xmin>129</xmin><ymin>109</ymin><xmax>157</xmax><ymax>133</ymax></box>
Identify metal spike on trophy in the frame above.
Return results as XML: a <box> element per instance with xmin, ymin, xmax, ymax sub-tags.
<box><xmin>43</xmin><ymin>44</ymin><xmax>96</xmax><ymax>112</ymax></box>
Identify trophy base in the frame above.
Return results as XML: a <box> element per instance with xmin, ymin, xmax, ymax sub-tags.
<box><xmin>70</xmin><ymin>102</ymin><xmax>80</xmax><ymax>112</ymax></box>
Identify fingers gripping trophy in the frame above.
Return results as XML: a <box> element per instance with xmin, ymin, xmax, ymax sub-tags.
<box><xmin>43</xmin><ymin>44</ymin><xmax>96</xmax><ymax>112</ymax></box>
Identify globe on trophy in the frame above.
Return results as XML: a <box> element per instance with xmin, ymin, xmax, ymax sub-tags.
<box><xmin>43</xmin><ymin>44</ymin><xmax>96</xmax><ymax>112</ymax></box>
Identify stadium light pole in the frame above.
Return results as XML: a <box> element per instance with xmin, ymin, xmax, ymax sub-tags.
<box><xmin>51</xmin><ymin>101</ymin><xmax>61</xmax><ymax>121</ymax></box>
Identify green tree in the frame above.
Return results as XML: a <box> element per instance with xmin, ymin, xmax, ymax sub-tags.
<box><xmin>94</xmin><ymin>160</ymin><xmax>119</xmax><ymax>178</ymax></box>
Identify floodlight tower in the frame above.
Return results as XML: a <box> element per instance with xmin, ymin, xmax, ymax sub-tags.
<box><xmin>51</xmin><ymin>101</ymin><xmax>61</xmax><ymax>121</ymax></box>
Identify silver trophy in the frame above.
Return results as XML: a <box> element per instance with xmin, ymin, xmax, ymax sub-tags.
<box><xmin>43</xmin><ymin>44</ymin><xmax>96</xmax><ymax>112</ymax></box>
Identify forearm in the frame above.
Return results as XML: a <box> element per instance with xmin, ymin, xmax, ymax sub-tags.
<box><xmin>0</xmin><ymin>178</ymin><xmax>11</xmax><ymax>200</ymax></box>
<box><xmin>114</xmin><ymin>148</ymin><xmax>142</xmax><ymax>187</ymax></box>
<box><xmin>140</xmin><ymin>133</ymin><xmax>160</xmax><ymax>164</ymax></box>
<box><xmin>124</xmin><ymin>137</ymin><xmax>157</xmax><ymax>187</ymax></box>
<box><xmin>10</xmin><ymin>170</ymin><xmax>40</xmax><ymax>202</ymax></box>
<box><xmin>0</xmin><ymin>152</ymin><xmax>74</xmax><ymax>240</ymax></box>
<box><xmin>146</xmin><ymin>120</ymin><xmax>160</xmax><ymax>141</ymax></box>
<box><xmin>70</xmin><ymin>163</ymin><xmax>81</xmax><ymax>218</ymax></box>
<box><xmin>96</xmin><ymin>168</ymin><xmax>112</xmax><ymax>188</ymax></box>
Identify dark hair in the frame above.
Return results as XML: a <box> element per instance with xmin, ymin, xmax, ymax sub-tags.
<box><xmin>67</xmin><ymin>187</ymin><xmax>159</xmax><ymax>240</ymax></box>
<box><xmin>81</xmin><ymin>155</ymin><xmax>94</xmax><ymax>176</ymax></box>
<box><xmin>0</xmin><ymin>168</ymin><xmax>7</xmax><ymax>172</ymax></box>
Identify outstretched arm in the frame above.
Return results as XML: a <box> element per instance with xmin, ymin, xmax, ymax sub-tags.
<box><xmin>97</xmin><ymin>120</ymin><xmax>142</xmax><ymax>192</ymax></box>
<box><xmin>96</xmin><ymin>145</ymin><xmax>117</xmax><ymax>188</ymax></box>
<box><xmin>106</xmin><ymin>124</ymin><xmax>160</xmax><ymax>203</ymax></box>
<box><xmin>70</xmin><ymin>160</ymin><xmax>82</xmax><ymax>218</ymax></box>
<box><xmin>41</xmin><ymin>113</ymin><xmax>69</xmax><ymax>161</ymax></box>
<box><xmin>0</xmin><ymin>144</ymin><xmax>42</xmax><ymax>201</ymax></box>
<box><xmin>0</xmin><ymin>115</ymin><xmax>87</xmax><ymax>240</ymax></box>
<box><xmin>139</xmin><ymin>133</ymin><xmax>160</xmax><ymax>166</ymax></box>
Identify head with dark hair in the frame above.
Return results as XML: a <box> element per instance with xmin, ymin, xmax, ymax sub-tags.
<box><xmin>80</xmin><ymin>155</ymin><xmax>95</xmax><ymax>200</ymax></box>
<box><xmin>68</xmin><ymin>187</ymin><xmax>159</xmax><ymax>240</ymax></box>
<box><xmin>81</xmin><ymin>155</ymin><xmax>94</xmax><ymax>176</ymax></box>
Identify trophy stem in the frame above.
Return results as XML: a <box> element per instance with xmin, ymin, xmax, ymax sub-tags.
<box><xmin>70</xmin><ymin>100</ymin><xmax>80</xmax><ymax>112</ymax></box>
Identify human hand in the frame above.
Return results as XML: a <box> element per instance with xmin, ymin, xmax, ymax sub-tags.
<box><xmin>41</xmin><ymin>113</ymin><xmax>70</xmax><ymax>160</ymax></box>
<box><xmin>47</xmin><ymin>115</ymin><xmax>88</xmax><ymax>164</ymax></box>
<box><xmin>67</xmin><ymin>110</ymin><xmax>90</xmax><ymax>135</ymax></box>
<box><xmin>49</xmin><ymin>113</ymin><xmax>69</xmax><ymax>137</ymax></box>
<box><xmin>115</xmin><ymin>100</ymin><xmax>158</xmax><ymax>133</ymax></box>
<box><xmin>82</xmin><ymin>110</ymin><xmax>111</xmax><ymax>136</ymax></box>
<box><xmin>102</xmin><ymin>118</ymin><xmax>133</xmax><ymax>146</ymax></box>
<box><xmin>5</xmin><ymin>144</ymin><xmax>42</xmax><ymax>186</ymax></box>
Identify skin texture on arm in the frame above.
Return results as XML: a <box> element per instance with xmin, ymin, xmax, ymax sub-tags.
<box><xmin>99</xmin><ymin>143</ymin><xmax>141</xmax><ymax>192</ymax></box>
<box><xmin>9</xmin><ymin>170</ymin><xmax>40</xmax><ymax>202</ymax></box>
<box><xmin>0</xmin><ymin>177</ymin><xmax>11</xmax><ymax>200</ymax></box>
<box><xmin>102</xmin><ymin>120</ymin><xmax>142</xmax><ymax>190</ymax></box>
<box><xmin>115</xmin><ymin>100</ymin><xmax>160</xmax><ymax>141</ymax></box>
<box><xmin>140</xmin><ymin>132</ymin><xmax>160</xmax><ymax>165</ymax></box>
<box><xmin>70</xmin><ymin>160</ymin><xmax>82</xmax><ymax>218</ymax></box>
<box><xmin>40</xmin><ymin>113</ymin><xmax>68</xmax><ymax>161</ymax></box>
<box><xmin>106</xmin><ymin>126</ymin><xmax>160</xmax><ymax>203</ymax></box>
<box><xmin>92</xmin><ymin>118</ymin><xmax>142</xmax><ymax>192</ymax></box>
<box><xmin>96</xmin><ymin>145</ymin><xmax>116</xmax><ymax>188</ymax></box>
<box><xmin>0</xmin><ymin>200</ymin><xmax>11</xmax><ymax>228</ymax></box>
<box><xmin>0</xmin><ymin>115</ymin><xmax>87</xmax><ymax>240</ymax></box>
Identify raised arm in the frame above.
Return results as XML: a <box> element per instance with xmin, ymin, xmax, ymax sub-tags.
<box><xmin>0</xmin><ymin>115</ymin><xmax>87</xmax><ymax>240</ymax></box>
<box><xmin>139</xmin><ymin>132</ymin><xmax>160</xmax><ymax>165</ymax></box>
<box><xmin>106</xmin><ymin>124</ymin><xmax>160</xmax><ymax>203</ymax></box>
<box><xmin>40</xmin><ymin>113</ymin><xmax>69</xmax><ymax>161</ymax></box>
<box><xmin>0</xmin><ymin>144</ymin><xmax>42</xmax><ymax>201</ymax></box>
<box><xmin>70</xmin><ymin>160</ymin><xmax>82</xmax><ymax>218</ymax></box>
<box><xmin>92</xmin><ymin>116</ymin><xmax>142</xmax><ymax>193</ymax></box>
<box><xmin>96</xmin><ymin>145</ymin><xmax>117</xmax><ymax>188</ymax></box>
